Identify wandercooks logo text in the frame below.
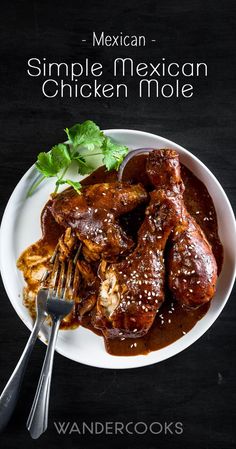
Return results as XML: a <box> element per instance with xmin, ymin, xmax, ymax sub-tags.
<box><xmin>54</xmin><ymin>421</ymin><xmax>184</xmax><ymax>436</ymax></box>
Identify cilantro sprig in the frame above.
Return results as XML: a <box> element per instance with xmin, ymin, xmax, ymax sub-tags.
<box><xmin>27</xmin><ymin>120</ymin><xmax>128</xmax><ymax>197</ymax></box>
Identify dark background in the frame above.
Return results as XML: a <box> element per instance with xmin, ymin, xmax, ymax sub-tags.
<box><xmin>0</xmin><ymin>0</ymin><xmax>235</xmax><ymax>448</ymax></box>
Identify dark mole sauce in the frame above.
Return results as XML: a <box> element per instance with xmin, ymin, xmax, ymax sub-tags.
<box><xmin>40</xmin><ymin>154</ymin><xmax>223</xmax><ymax>356</ymax></box>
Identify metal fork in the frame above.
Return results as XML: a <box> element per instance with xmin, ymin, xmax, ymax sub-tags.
<box><xmin>0</xmin><ymin>289</ymin><xmax>48</xmax><ymax>432</ymax></box>
<box><xmin>26</xmin><ymin>253</ymin><xmax>76</xmax><ymax>439</ymax></box>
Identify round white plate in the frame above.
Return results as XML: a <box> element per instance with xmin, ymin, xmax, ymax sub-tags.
<box><xmin>0</xmin><ymin>130</ymin><xmax>236</xmax><ymax>369</ymax></box>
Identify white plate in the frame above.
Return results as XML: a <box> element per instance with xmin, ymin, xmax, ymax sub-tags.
<box><xmin>0</xmin><ymin>129</ymin><xmax>236</xmax><ymax>369</ymax></box>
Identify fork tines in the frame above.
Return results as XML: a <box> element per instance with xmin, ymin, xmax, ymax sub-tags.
<box><xmin>42</xmin><ymin>243</ymin><xmax>81</xmax><ymax>301</ymax></box>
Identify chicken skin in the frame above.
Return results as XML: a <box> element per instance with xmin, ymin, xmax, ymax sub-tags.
<box><xmin>147</xmin><ymin>150</ymin><xmax>218</xmax><ymax>308</ymax></box>
<box><xmin>50</xmin><ymin>182</ymin><xmax>148</xmax><ymax>262</ymax></box>
<box><xmin>93</xmin><ymin>189</ymin><xmax>182</xmax><ymax>338</ymax></box>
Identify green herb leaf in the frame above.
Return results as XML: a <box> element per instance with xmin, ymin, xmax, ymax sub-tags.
<box><xmin>27</xmin><ymin>120</ymin><xmax>129</xmax><ymax>197</ymax></box>
<box><xmin>36</xmin><ymin>152</ymin><xmax>59</xmax><ymax>177</ymax></box>
<box><xmin>101</xmin><ymin>137</ymin><xmax>128</xmax><ymax>171</ymax></box>
<box><xmin>35</xmin><ymin>144</ymin><xmax>71</xmax><ymax>178</ymax></box>
<box><xmin>65</xmin><ymin>120</ymin><xmax>104</xmax><ymax>151</ymax></box>
<box><xmin>73</xmin><ymin>156</ymin><xmax>94</xmax><ymax>175</ymax></box>
<box><xmin>56</xmin><ymin>179</ymin><xmax>82</xmax><ymax>193</ymax></box>
<box><xmin>51</xmin><ymin>144</ymin><xmax>71</xmax><ymax>171</ymax></box>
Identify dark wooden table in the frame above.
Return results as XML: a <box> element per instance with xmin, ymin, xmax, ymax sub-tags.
<box><xmin>0</xmin><ymin>1</ymin><xmax>235</xmax><ymax>448</ymax></box>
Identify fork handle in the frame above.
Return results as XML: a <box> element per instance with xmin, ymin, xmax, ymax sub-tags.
<box><xmin>0</xmin><ymin>316</ymin><xmax>45</xmax><ymax>432</ymax></box>
<box><xmin>26</xmin><ymin>318</ymin><xmax>60</xmax><ymax>439</ymax></box>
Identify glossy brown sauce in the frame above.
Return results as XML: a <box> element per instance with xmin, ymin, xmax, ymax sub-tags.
<box><xmin>19</xmin><ymin>154</ymin><xmax>223</xmax><ymax>356</ymax></box>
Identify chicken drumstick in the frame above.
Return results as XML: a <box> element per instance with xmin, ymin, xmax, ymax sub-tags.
<box><xmin>147</xmin><ymin>150</ymin><xmax>218</xmax><ymax>308</ymax></box>
<box><xmin>93</xmin><ymin>189</ymin><xmax>182</xmax><ymax>338</ymax></box>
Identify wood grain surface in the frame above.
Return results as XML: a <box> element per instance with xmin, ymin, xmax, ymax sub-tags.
<box><xmin>0</xmin><ymin>1</ymin><xmax>235</xmax><ymax>448</ymax></box>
